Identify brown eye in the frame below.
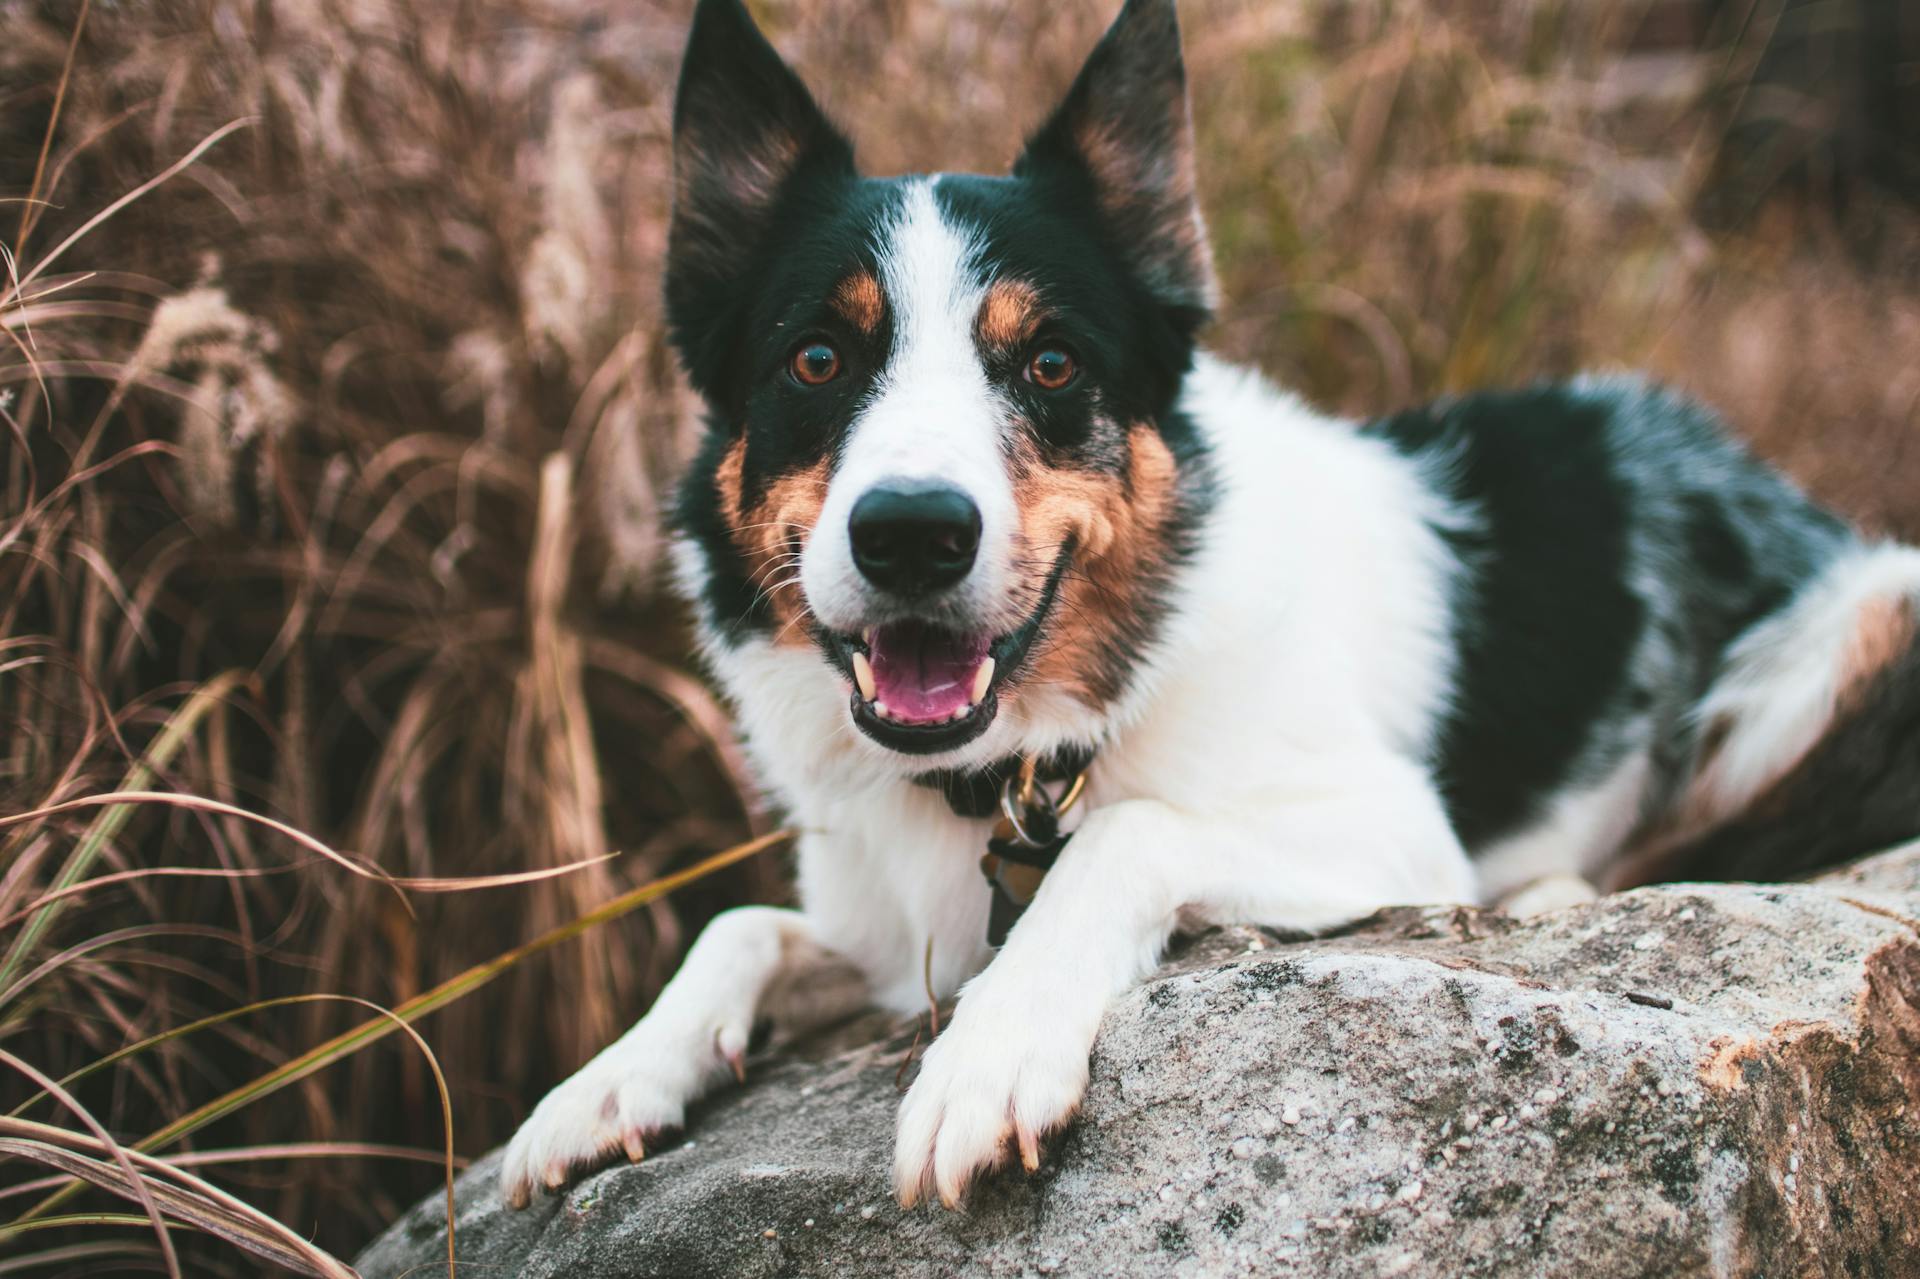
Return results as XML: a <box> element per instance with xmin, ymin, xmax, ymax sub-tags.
<box><xmin>1026</xmin><ymin>348</ymin><xmax>1076</xmax><ymax>390</ymax></box>
<box><xmin>791</xmin><ymin>342</ymin><xmax>841</xmax><ymax>386</ymax></box>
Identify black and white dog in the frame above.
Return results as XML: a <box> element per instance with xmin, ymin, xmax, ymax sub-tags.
<box><xmin>503</xmin><ymin>0</ymin><xmax>1920</xmax><ymax>1211</ymax></box>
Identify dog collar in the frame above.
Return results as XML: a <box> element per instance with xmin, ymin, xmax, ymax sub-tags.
<box><xmin>912</xmin><ymin>745</ymin><xmax>1095</xmax><ymax>819</ymax></box>
<box><xmin>912</xmin><ymin>747</ymin><xmax>1094</xmax><ymax>946</ymax></box>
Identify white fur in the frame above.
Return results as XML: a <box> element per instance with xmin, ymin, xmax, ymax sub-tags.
<box><xmin>518</xmin><ymin>352</ymin><xmax>1481</xmax><ymax>1208</ymax></box>
<box><xmin>895</xmin><ymin>777</ymin><xmax>1470</xmax><ymax>1205</ymax></box>
<box><xmin>505</xmin><ymin>183</ymin><xmax>1920</xmax><ymax>1217</ymax></box>
<box><xmin>802</xmin><ymin>181</ymin><xmax>1023</xmax><ymax>638</ymax></box>
<box><xmin>1496</xmin><ymin>872</ymin><xmax>1601</xmax><ymax>918</ymax></box>
<box><xmin>1687</xmin><ymin>542</ymin><xmax>1920</xmax><ymax>820</ymax></box>
<box><xmin>498</xmin><ymin>906</ymin><xmax>865</xmax><ymax>1203</ymax></box>
<box><xmin>1474</xmin><ymin>746</ymin><xmax>1654</xmax><ymax>899</ymax></box>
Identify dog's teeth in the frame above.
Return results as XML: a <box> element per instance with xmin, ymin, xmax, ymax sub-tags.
<box><xmin>950</xmin><ymin>706</ymin><xmax>969</xmax><ymax>722</ymax></box>
<box><xmin>863</xmin><ymin>627</ymin><xmax>876</xmax><ymax>648</ymax></box>
<box><xmin>851</xmin><ymin>651</ymin><xmax>876</xmax><ymax>701</ymax></box>
<box><xmin>972</xmin><ymin>658</ymin><xmax>995</xmax><ymax>703</ymax></box>
<box><xmin>874</xmin><ymin>701</ymin><xmax>891</xmax><ymax>720</ymax></box>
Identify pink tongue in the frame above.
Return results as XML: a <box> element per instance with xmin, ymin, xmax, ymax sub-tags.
<box><xmin>868</xmin><ymin>622</ymin><xmax>989</xmax><ymax>724</ymax></box>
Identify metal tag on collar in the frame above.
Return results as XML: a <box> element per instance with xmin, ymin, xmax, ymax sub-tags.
<box><xmin>979</xmin><ymin>755</ymin><xmax>1088</xmax><ymax>948</ymax></box>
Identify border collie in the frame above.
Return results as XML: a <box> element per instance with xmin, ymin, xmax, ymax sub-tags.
<box><xmin>503</xmin><ymin>0</ymin><xmax>1920</xmax><ymax>1211</ymax></box>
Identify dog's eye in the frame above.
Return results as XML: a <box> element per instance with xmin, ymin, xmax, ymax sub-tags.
<box><xmin>790</xmin><ymin>342</ymin><xmax>842</xmax><ymax>386</ymax></box>
<box><xmin>1025</xmin><ymin>348</ymin><xmax>1076</xmax><ymax>390</ymax></box>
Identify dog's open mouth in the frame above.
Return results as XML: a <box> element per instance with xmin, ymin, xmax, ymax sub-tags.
<box><xmin>839</xmin><ymin>621</ymin><xmax>1003</xmax><ymax>754</ymax></box>
<box><xmin>857</xmin><ymin>622</ymin><xmax>995</xmax><ymax>723</ymax></box>
<box><xmin>829</xmin><ymin>547</ymin><xmax>1072</xmax><ymax>755</ymax></box>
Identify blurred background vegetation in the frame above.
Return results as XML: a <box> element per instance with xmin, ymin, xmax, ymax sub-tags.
<box><xmin>1</xmin><ymin>0</ymin><xmax>1915</xmax><ymax>1270</ymax></box>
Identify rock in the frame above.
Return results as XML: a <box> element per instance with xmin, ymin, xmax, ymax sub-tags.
<box><xmin>359</xmin><ymin>844</ymin><xmax>1920</xmax><ymax>1278</ymax></box>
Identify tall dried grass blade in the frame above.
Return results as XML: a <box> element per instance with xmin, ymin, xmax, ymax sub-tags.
<box><xmin>0</xmin><ymin>1132</ymin><xmax>352</xmax><ymax>1277</ymax></box>
<box><xmin>2</xmin><ymin>117</ymin><xmax>255</xmax><ymax>305</ymax></box>
<box><xmin>0</xmin><ymin>1243</ymin><xmax>151</xmax><ymax>1275</ymax></box>
<box><xmin>11</xmin><ymin>0</ymin><xmax>92</xmax><ymax>257</ymax></box>
<box><xmin>0</xmin><ymin>790</ymin><xmax>613</xmax><ymax>896</ymax></box>
<box><xmin>18</xmin><ymin>827</ymin><xmax>791</xmax><ymax>1229</ymax></box>
<box><xmin>0</xmin><ymin>669</ymin><xmax>250</xmax><ymax>996</ymax></box>
<box><xmin>9</xmin><ymin>995</ymin><xmax>411</xmax><ymax>1121</ymax></box>
<box><xmin>0</xmin><ymin>1143</ymin><xmax>463</xmax><ymax>1203</ymax></box>
<box><xmin>0</xmin><ymin>1048</ymin><xmax>178</xmax><ymax>1277</ymax></box>
<box><xmin>4</xmin><ymin>1013</ymin><xmax>425</xmax><ymax>1274</ymax></box>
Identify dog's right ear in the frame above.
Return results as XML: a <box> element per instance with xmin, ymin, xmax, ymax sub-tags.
<box><xmin>667</xmin><ymin>0</ymin><xmax>854</xmax><ymax>398</ymax></box>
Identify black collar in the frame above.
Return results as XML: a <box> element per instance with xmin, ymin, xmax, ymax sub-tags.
<box><xmin>912</xmin><ymin>744</ymin><xmax>1097</xmax><ymax>819</ymax></box>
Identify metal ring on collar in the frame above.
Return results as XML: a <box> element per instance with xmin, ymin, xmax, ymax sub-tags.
<box><xmin>997</xmin><ymin>760</ymin><xmax>1090</xmax><ymax>848</ymax></box>
<box><xmin>997</xmin><ymin>772</ymin><xmax>1059</xmax><ymax>848</ymax></box>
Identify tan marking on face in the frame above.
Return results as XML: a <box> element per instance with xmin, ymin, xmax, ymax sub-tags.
<box><xmin>1012</xmin><ymin>424</ymin><xmax>1181</xmax><ymax>706</ymax></box>
<box><xmin>831</xmin><ymin>272</ymin><xmax>885</xmax><ymax>336</ymax></box>
<box><xmin>713</xmin><ymin>438</ymin><xmax>828</xmax><ymax>647</ymax></box>
<box><xmin>713</xmin><ymin>438</ymin><xmax>747</xmax><ymax>523</ymax></box>
<box><xmin>976</xmin><ymin>279</ymin><xmax>1043</xmax><ymax>352</ymax></box>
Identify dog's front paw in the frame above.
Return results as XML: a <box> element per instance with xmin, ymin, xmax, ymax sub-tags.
<box><xmin>498</xmin><ymin>1056</ymin><xmax>682</xmax><ymax>1209</ymax></box>
<box><xmin>499</xmin><ymin>1021</ymin><xmax>745</xmax><ymax>1209</ymax></box>
<box><xmin>892</xmin><ymin>981</ymin><xmax>1097</xmax><ymax>1210</ymax></box>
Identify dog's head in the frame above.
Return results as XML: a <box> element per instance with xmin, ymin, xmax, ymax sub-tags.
<box><xmin>670</xmin><ymin>0</ymin><xmax>1217</xmax><ymax>761</ymax></box>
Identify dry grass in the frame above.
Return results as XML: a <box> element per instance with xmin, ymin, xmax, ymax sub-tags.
<box><xmin>1</xmin><ymin>0</ymin><xmax>1915</xmax><ymax>1270</ymax></box>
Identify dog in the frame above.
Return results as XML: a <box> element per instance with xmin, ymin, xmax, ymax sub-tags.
<box><xmin>501</xmin><ymin>0</ymin><xmax>1920</xmax><ymax>1212</ymax></box>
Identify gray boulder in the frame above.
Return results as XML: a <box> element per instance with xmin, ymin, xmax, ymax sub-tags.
<box><xmin>359</xmin><ymin>845</ymin><xmax>1920</xmax><ymax>1278</ymax></box>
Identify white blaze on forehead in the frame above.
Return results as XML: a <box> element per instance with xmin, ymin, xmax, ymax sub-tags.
<box><xmin>861</xmin><ymin>180</ymin><xmax>1002</xmax><ymax>481</ymax></box>
<box><xmin>876</xmin><ymin>180</ymin><xmax>988</xmax><ymax>396</ymax></box>
<box><xmin>800</xmin><ymin>179</ymin><xmax>1020</xmax><ymax>632</ymax></box>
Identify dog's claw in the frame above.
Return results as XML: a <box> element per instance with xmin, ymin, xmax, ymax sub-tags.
<box><xmin>499</xmin><ymin>1023</ymin><xmax>707</xmax><ymax>1210</ymax></box>
<box><xmin>714</xmin><ymin>1026</ymin><xmax>749</xmax><ymax>1084</ymax></box>
<box><xmin>892</xmin><ymin>970</ymin><xmax>1094</xmax><ymax>1214</ymax></box>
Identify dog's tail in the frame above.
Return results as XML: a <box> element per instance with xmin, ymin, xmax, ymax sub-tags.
<box><xmin>1618</xmin><ymin>542</ymin><xmax>1920</xmax><ymax>886</ymax></box>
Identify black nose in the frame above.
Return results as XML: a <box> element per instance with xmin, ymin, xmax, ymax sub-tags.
<box><xmin>848</xmin><ymin>481</ymin><xmax>981</xmax><ymax>596</ymax></box>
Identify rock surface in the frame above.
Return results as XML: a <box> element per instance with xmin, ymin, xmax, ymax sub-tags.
<box><xmin>360</xmin><ymin>845</ymin><xmax>1920</xmax><ymax>1278</ymax></box>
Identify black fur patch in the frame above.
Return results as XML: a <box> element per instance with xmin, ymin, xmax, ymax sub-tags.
<box><xmin>667</xmin><ymin>0</ymin><xmax>859</xmax><ymax>399</ymax></box>
<box><xmin>668</xmin><ymin>0</ymin><xmax>1220</xmax><ymax>679</ymax></box>
<box><xmin>666</xmin><ymin>0</ymin><xmax>917</xmax><ymax>640</ymax></box>
<box><xmin>668</xmin><ymin>173</ymin><xmax>906</xmax><ymax>641</ymax></box>
<box><xmin>1371</xmin><ymin>389</ymin><xmax>1645</xmax><ymax>847</ymax></box>
<box><xmin>937</xmin><ymin>175</ymin><xmax>1204</xmax><ymax>457</ymax></box>
<box><xmin>1370</xmin><ymin>381</ymin><xmax>1849</xmax><ymax>851</ymax></box>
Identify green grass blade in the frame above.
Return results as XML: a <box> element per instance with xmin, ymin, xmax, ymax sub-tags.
<box><xmin>17</xmin><ymin>826</ymin><xmax>791</xmax><ymax>1225</ymax></box>
<box><xmin>0</xmin><ymin>1212</ymin><xmax>150</xmax><ymax>1238</ymax></box>
<box><xmin>0</xmin><ymin>670</ymin><xmax>250</xmax><ymax>996</ymax></box>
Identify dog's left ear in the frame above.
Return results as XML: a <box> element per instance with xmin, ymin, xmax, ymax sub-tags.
<box><xmin>1017</xmin><ymin>0</ymin><xmax>1216</xmax><ymax>319</ymax></box>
